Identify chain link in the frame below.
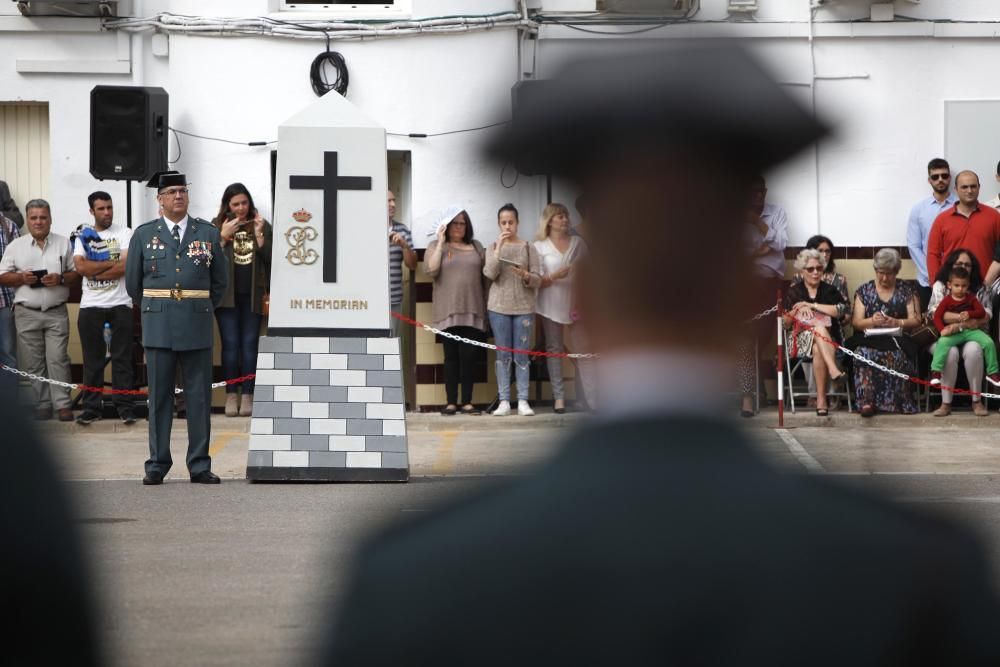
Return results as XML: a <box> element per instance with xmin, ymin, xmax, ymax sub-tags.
<box><xmin>746</xmin><ymin>305</ymin><xmax>778</xmax><ymax>323</ymax></box>
<box><xmin>0</xmin><ymin>364</ymin><xmax>254</xmax><ymax>395</ymax></box>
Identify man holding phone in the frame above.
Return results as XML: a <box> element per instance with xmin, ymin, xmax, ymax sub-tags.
<box><xmin>0</xmin><ymin>199</ymin><xmax>79</xmax><ymax>420</ymax></box>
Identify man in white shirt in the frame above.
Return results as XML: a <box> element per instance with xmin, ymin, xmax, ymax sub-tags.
<box><xmin>73</xmin><ymin>191</ymin><xmax>136</xmax><ymax>425</ymax></box>
<box><xmin>0</xmin><ymin>199</ymin><xmax>79</xmax><ymax>420</ymax></box>
<box><xmin>986</xmin><ymin>161</ymin><xmax>1000</xmax><ymax>210</ymax></box>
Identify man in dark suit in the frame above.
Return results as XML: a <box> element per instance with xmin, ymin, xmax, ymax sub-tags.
<box><xmin>322</xmin><ymin>43</ymin><xmax>1000</xmax><ymax>664</ymax></box>
<box><xmin>125</xmin><ymin>171</ymin><xmax>228</xmax><ymax>485</ymax></box>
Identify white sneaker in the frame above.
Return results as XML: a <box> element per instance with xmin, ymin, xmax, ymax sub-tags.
<box><xmin>493</xmin><ymin>400</ymin><xmax>511</xmax><ymax>416</ymax></box>
<box><xmin>517</xmin><ymin>400</ymin><xmax>535</xmax><ymax>416</ymax></box>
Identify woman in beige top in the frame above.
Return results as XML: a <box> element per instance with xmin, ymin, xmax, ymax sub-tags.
<box><xmin>483</xmin><ymin>203</ymin><xmax>542</xmax><ymax>416</ymax></box>
<box><xmin>425</xmin><ymin>208</ymin><xmax>487</xmax><ymax>416</ymax></box>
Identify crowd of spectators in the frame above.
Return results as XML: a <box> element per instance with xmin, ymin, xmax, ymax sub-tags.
<box><xmin>745</xmin><ymin>158</ymin><xmax>1000</xmax><ymax>419</ymax></box>
<box><xmin>0</xmin><ymin>178</ymin><xmax>596</xmax><ymax>420</ymax></box>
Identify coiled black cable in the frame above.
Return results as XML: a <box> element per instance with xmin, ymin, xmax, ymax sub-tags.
<box><xmin>310</xmin><ymin>43</ymin><xmax>349</xmax><ymax>98</ymax></box>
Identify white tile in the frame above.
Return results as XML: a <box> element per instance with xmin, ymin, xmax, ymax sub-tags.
<box><xmin>348</xmin><ymin>386</ymin><xmax>382</xmax><ymax>403</ymax></box>
<box><xmin>250</xmin><ymin>418</ymin><xmax>273</xmax><ymax>435</ymax></box>
<box><xmin>310</xmin><ymin>418</ymin><xmax>347</xmax><ymax>435</ymax></box>
<box><xmin>383</xmin><ymin>354</ymin><xmax>401</xmax><ymax>371</ymax></box>
<box><xmin>366</xmin><ymin>338</ymin><xmax>398</xmax><ymax>355</ymax></box>
<box><xmin>293</xmin><ymin>337</ymin><xmax>330</xmax><ymax>353</ymax></box>
<box><xmin>274</xmin><ymin>385</ymin><xmax>311</xmax><ymax>402</ymax></box>
<box><xmin>255</xmin><ymin>369</ymin><xmax>292</xmax><ymax>386</ymax></box>
<box><xmin>367</xmin><ymin>403</ymin><xmax>405</xmax><ymax>420</ymax></box>
<box><xmin>249</xmin><ymin>434</ymin><xmax>291</xmax><ymax>451</ymax></box>
<box><xmin>273</xmin><ymin>451</ymin><xmax>310</xmax><ymax>467</ymax></box>
<box><xmin>382</xmin><ymin>420</ymin><xmax>406</xmax><ymax>436</ymax></box>
<box><xmin>310</xmin><ymin>353</ymin><xmax>348</xmax><ymax>369</ymax></box>
<box><xmin>293</xmin><ymin>402</ymin><xmax>329</xmax><ymax>418</ymax></box>
<box><xmin>329</xmin><ymin>370</ymin><xmax>367</xmax><ymax>386</ymax></box>
<box><xmin>329</xmin><ymin>435</ymin><xmax>366</xmax><ymax>451</ymax></box>
<box><xmin>256</xmin><ymin>353</ymin><xmax>274</xmax><ymax>370</ymax></box>
<box><xmin>346</xmin><ymin>451</ymin><xmax>382</xmax><ymax>468</ymax></box>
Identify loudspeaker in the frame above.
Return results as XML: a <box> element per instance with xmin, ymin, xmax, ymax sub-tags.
<box><xmin>510</xmin><ymin>80</ymin><xmax>553</xmax><ymax>176</ymax></box>
<box><xmin>90</xmin><ymin>86</ymin><xmax>169</xmax><ymax>181</ymax></box>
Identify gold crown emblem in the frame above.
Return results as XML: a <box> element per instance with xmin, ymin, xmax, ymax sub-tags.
<box><xmin>292</xmin><ymin>208</ymin><xmax>313</xmax><ymax>224</ymax></box>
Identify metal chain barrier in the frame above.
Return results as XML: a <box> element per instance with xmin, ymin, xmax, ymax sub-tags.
<box><xmin>391</xmin><ymin>311</ymin><xmax>599</xmax><ymax>359</ymax></box>
<box><xmin>0</xmin><ymin>364</ymin><xmax>254</xmax><ymax>395</ymax></box>
<box><xmin>746</xmin><ymin>304</ymin><xmax>778</xmax><ymax>323</ymax></box>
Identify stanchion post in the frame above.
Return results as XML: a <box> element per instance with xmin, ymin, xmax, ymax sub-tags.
<box><xmin>776</xmin><ymin>291</ymin><xmax>784</xmax><ymax>428</ymax></box>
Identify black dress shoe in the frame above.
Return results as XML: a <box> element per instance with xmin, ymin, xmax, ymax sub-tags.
<box><xmin>190</xmin><ymin>470</ymin><xmax>221</xmax><ymax>484</ymax></box>
<box><xmin>142</xmin><ymin>471</ymin><xmax>164</xmax><ymax>485</ymax></box>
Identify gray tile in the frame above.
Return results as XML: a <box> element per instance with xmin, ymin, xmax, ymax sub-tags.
<box><xmin>311</xmin><ymin>386</ymin><xmax>347</xmax><ymax>402</ymax></box>
<box><xmin>293</xmin><ymin>370</ymin><xmax>332</xmax><ymax>385</ymax></box>
<box><xmin>255</xmin><ymin>386</ymin><xmax>273</xmax><ymax>402</ymax></box>
<box><xmin>330</xmin><ymin>338</ymin><xmax>366</xmax><ymax>353</ymax></box>
<box><xmin>259</xmin><ymin>337</ymin><xmax>293</xmax><ymax>353</ymax></box>
<box><xmin>347</xmin><ymin>354</ymin><xmax>384</xmax><ymax>370</ymax></box>
<box><xmin>292</xmin><ymin>435</ymin><xmax>330</xmax><ymax>451</ymax></box>
<box><xmin>252</xmin><ymin>401</ymin><xmax>292</xmax><ymax>418</ymax></box>
<box><xmin>381</xmin><ymin>387</ymin><xmax>404</xmax><ymax>404</ymax></box>
<box><xmin>272</xmin><ymin>419</ymin><xmax>311</xmax><ymax>435</ymax></box>
<box><xmin>381</xmin><ymin>452</ymin><xmax>409</xmax><ymax>469</ymax></box>
<box><xmin>346</xmin><ymin>419</ymin><xmax>382</xmax><ymax>436</ymax></box>
<box><xmin>330</xmin><ymin>402</ymin><xmax>366</xmax><ymax>418</ymax></box>
<box><xmin>273</xmin><ymin>353</ymin><xmax>311</xmax><ymax>370</ymax></box>
<box><xmin>247</xmin><ymin>450</ymin><xmax>273</xmax><ymax>467</ymax></box>
<box><xmin>365</xmin><ymin>436</ymin><xmax>408</xmax><ymax>453</ymax></box>
<box><xmin>367</xmin><ymin>371</ymin><xmax>402</xmax><ymax>387</ymax></box>
<box><xmin>310</xmin><ymin>451</ymin><xmax>347</xmax><ymax>467</ymax></box>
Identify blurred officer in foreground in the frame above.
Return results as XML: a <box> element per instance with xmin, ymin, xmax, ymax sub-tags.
<box><xmin>322</xmin><ymin>42</ymin><xmax>1000</xmax><ymax>665</ymax></box>
<box><xmin>125</xmin><ymin>171</ymin><xmax>227</xmax><ymax>485</ymax></box>
<box><xmin>0</xmin><ymin>390</ymin><xmax>101</xmax><ymax>664</ymax></box>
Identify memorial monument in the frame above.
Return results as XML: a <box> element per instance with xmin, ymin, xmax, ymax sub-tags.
<box><xmin>246</xmin><ymin>93</ymin><xmax>408</xmax><ymax>482</ymax></box>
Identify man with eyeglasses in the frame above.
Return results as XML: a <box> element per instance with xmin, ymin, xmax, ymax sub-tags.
<box><xmin>907</xmin><ymin>158</ymin><xmax>957</xmax><ymax>312</ymax></box>
<box><xmin>125</xmin><ymin>171</ymin><xmax>228</xmax><ymax>486</ymax></box>
<box><xmin>927</xmin><ymin>170</ymin><xmax>1000</xmax><ymax>288</ymax></box>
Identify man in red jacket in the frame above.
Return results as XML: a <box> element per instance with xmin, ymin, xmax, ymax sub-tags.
<box><xmin>927</xmin><ymin>170</ymin><xmax>1000</xmax><ymax>283</ymax></box>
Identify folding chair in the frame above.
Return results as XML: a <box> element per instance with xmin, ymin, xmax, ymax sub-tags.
<box><xmin>784</xmin><ymin>328</ymin><xmax>853</xmax><ymax>413</ymax></box>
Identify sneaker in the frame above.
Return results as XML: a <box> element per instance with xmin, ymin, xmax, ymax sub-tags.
<box><xmin>517</xmin><ymin>400</ymin><xmax>535</xmax><ymax>416</ymax></box>
<box><xmin>119</xmin><ymin>410</ymin><xmax>137</xmax><ymax>425</ymax></box>
<box><xmin>492</xmin><ymin>400</ymin><xmax>511</xmax><ymax>416</ymax></box>
<box><xmin>930</xmin><ymin>371</ymin><xmax>942</xmax><ymax>386</ymax></box>
<box><xmin>988</xmin><ymin>374</ymin><xmax>1000</xmax><ymax>387</ymax></box>
<box><xmin>75</xmin><ymin>411</ymin><xmax>102</xmax><ymax>426</ymax></box>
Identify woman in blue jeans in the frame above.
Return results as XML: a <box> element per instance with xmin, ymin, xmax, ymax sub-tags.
<box><xmin>483</xmin><ymin>203</ymin><xmax>542</xmax><ymax>416</ymax></box>
<box><xmin>213</xmin><ymin>183</ymin><xmax>272</xmax><ymax>416</ymax></box>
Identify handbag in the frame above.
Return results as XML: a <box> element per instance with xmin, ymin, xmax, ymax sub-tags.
<box><xmin>906</xmin><ymin>315</ymin><xmax>939</xmax><ymax>348</ymax></box>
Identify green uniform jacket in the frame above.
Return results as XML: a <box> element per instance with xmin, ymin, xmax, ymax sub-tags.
<box><xmin>125</xmin><ymin>217</ymin><xmax>228</xmax><ymax>350</ymax></box>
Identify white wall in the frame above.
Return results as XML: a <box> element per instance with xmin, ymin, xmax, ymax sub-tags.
<box><xmin>2</xmin><ymin>0</ymin><xmax>1000</xmax><ymax>248</ymax></box>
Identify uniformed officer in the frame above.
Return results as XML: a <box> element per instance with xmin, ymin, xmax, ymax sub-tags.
<box><xmin>125</xmin><ymin>171</ymin><xmax>228</xmax><ymax>485</ymax></box>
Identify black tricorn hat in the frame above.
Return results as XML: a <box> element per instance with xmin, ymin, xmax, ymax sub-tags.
<box><xmin>490</xmin><ymin>40</ymin><xmax>829</xmax><ymax>177</ymax></box>
<box><xmin>146</xmin><ymin>170</ymin><xmax>187</xmax><ymax>190</ymax></box>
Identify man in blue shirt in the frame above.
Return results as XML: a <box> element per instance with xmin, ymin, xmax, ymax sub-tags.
<box><xmin>907</xmin><ymin>157</ymin><xmax>957</xmax><ymax>311</ymax></box>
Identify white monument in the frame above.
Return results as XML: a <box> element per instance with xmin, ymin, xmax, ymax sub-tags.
<box><xmin>246</xmin><ymin>92</ymin><xmax>408</xmax><ymax>482</ymax></box>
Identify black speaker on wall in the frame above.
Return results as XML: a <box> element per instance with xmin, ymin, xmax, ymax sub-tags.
<box><xmin>90</xmin><ymin>86</ymin><xmax>169</xmax><ymax>181</ymax></box>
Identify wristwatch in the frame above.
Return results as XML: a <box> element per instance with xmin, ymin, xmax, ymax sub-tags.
<box><xmin>58</xmin><ymin>273</ymin><xmax>65</xmax><ymax>285</ymax></box>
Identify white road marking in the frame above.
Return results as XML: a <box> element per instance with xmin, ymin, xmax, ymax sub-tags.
<box><xmin>775</xmin><ymin>428</ymin><xmax>825</xmax><ymax>474</ymax></box>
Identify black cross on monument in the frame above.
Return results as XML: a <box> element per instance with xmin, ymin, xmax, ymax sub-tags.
<box><xmin>290</xmin><ymin>151</ymin><xmax>372</xmax><ymax>283</ymax></box>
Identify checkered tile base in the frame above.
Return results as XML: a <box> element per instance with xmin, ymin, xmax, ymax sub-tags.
<box><xmin>245</xmin><ymin>336</ymin><xmax>408</xmax><ymax>482</ymax></box>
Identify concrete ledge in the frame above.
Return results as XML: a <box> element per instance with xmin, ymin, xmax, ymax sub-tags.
<box><xmin>246</xmin><ymin>466</ymin><xmax>409</xmax><ymax>482</ymax></box>
<box><xmin>744</xmin><ymin>406</ymin><xmax>1000</xmax><ymax>430</ymax></box>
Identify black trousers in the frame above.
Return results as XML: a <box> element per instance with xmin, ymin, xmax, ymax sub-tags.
<box><xmin>441</xmin><ymin>326</ymin><xmax>484</xmax><ymax>405</ymax></box>
<box><xmin>78</xmin><ymin>305</ymin><xmax>135</xmax><ymax>414</ymax></box>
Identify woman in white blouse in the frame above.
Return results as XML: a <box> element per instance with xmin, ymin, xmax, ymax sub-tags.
<box><xmin>533</xmin><ymin>203</ymin><xmax>595</xmax><ymax>413</ymax></box>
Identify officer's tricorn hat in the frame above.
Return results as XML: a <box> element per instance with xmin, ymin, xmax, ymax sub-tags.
<box><xmin>489</xmin><ymin>40</ymin><xmax>829</xmax><ymax>178</ymax></box>
<box><xmin>146</xmin><ymin>170</ymin><xmax>187</xmax><ymax>191</ymax></box>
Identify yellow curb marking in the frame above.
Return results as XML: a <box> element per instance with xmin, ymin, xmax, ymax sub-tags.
<box><xmin>209</xmin><ymin>432</ymin><xmax>242</xmax><ymax>457</ymax></box>
<box><xmin>431</xmin><ymin>431</ymin><xmax>458</xmax><ymax>475</ymax></box>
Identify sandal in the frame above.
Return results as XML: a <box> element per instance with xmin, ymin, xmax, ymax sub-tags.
<box><xmin>816</xmin><ymin>408</ymin><xmax>829</xmax><ymax>417</ymax></box>
<box><xmin>442</xmin><ymin>405</ymin><xmax>457</xmax><ymax>416</ymax></box>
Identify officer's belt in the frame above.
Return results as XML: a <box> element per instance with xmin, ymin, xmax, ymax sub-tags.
<box><xmin>143</xmin><ymin>289</ymin><xmax>211</xmax><ymax>301</ymax></box>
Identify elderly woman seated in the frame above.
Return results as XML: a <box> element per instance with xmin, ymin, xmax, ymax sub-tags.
<box><xmin>850</xmin><ymin>248</ymin><xmax>922</xmax><ymax>417</ymax></box>
<box><xmin>784</xmin><ymin>249</ymin><xmax>848</xmax><ymax>416</ymax></box>
<box><xmin>926</xmin><ymin>248</ymin><xmax>993</xmax><ymax>416</ymax></box>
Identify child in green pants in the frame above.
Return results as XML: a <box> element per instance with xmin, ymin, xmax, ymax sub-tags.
<box><xmin>930</xmin><ymin>266</ymin><xmax>1000</xmax><ymax>387</ymax></box>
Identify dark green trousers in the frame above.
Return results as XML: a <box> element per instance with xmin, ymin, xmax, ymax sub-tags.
<box><xmin>145</xmin><ymin>346</ymin><xmax>213</xmax><ymax>476</ymax></box>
